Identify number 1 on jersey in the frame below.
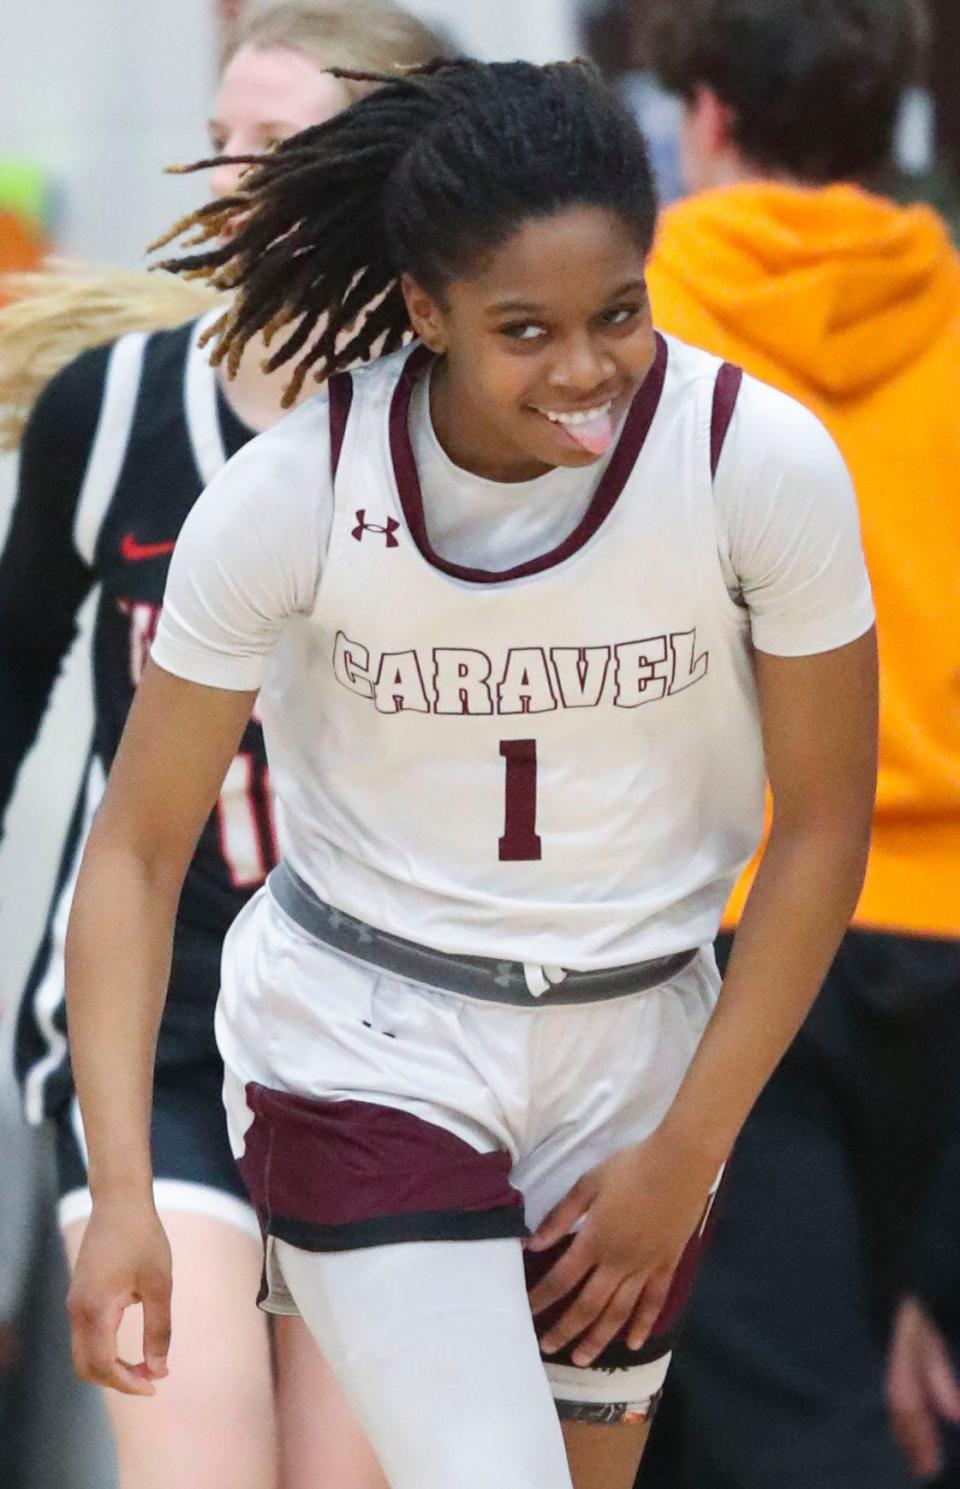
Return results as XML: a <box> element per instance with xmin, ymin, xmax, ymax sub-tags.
<box><xmin>499</xmin><ymin>739</ymin><xmax>542</xmax><ymax>861</ymax></box>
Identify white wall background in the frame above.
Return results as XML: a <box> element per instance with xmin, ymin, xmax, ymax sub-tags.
<box><xmin>0</xmin><ymin>0</ymin><xmax>220</xmax><ymax>265</ymax></box>
<box><xmin>404</xmin><ymin>0</ymin><xmax>578</xmax><ymax>62</ymax></box>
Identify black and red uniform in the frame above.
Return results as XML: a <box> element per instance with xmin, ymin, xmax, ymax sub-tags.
<box><xmin>2</xmin><ymin>316</ymin><xmax>271</xmax><ymax>1210</ymax></box>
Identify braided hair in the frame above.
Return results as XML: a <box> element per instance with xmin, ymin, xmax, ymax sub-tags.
<box><xmin>151</xmin><ymin>58</ymin><xmax>657</xmax><ymax>405</ymax></box>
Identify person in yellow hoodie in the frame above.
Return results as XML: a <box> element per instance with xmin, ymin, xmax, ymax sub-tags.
<box><xmin>639</xmin><ymin>2</ymin><xmax>960</xmax><ymax>1486</ymax></box>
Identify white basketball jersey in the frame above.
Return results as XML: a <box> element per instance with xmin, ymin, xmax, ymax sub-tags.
<box><xmin>259</xmin><ymin>336</ymin><xmax>765</xmax><ymax>968</ymax></box>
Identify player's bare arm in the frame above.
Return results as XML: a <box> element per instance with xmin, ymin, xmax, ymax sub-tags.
<box><xmin>529</xmin><ymin>628</ymin><xmax>878</xmax><ymax>1360</ymax></box>
<box><xmin>65</xmin><ymin>660</ymin><xmax>257</xmax><ymax>1395</ymax></box>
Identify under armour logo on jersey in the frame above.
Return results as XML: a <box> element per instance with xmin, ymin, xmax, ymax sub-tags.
<box><xmin>352</xmin><ymin>510</ymin><xmax>400</xmax><ymax>547</ymax></box>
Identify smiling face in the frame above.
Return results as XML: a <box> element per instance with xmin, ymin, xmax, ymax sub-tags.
<box><xmin>208</xmin><ymin>44</ymin><xmax>352</xmax><ymax>199</ymax></box>
<box><xmin>403</xmin><ymin>205</ymin><xmax>656</xmax><ymax>483</ymax></box>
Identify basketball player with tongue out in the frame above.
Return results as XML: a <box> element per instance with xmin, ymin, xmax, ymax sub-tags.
<box><xmin>62</xmin><ymin>58</ymin><xmax>877</xmax><ymax>1489</ymax></box>
<box><xmin>542</xmin><ymin>401</ymin><xmax>619</xmax><ymax>457</ymax></box>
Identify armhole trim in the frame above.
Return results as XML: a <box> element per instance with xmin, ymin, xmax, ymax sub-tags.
<box><xmin>710</xmin><ymin>362</ymin><xmax>742</xmax><ymax>481</ymax></box>
<box><xmin>328</xmin><ymin>372</ymin><xmax>354</xmax><ymax>484</ymax></box>
<box><xmin>72</xmin><ymin>333</ymin><xmax>147</xmax><ymax>565</ymax></box>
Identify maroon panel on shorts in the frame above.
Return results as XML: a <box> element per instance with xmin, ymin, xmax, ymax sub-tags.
<box><xmin>238</xmin><ymin>1083</ymin><xmax>527</xmax><ymax>1251</ymax></box>
<box><xmin>524</xmin><ymin>1186</ymin><xmax>721</xmax><ymax>1368</ymax></box>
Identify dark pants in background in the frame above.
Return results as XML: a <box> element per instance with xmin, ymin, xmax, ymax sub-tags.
<box><xmin>642</xmin><ymin>929</ymin><xmax>960</xmax><ymax>1489</ymax></box>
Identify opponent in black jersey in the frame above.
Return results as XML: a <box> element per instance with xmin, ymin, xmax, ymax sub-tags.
<box><xmin>7</xmin><ymin>319</ymin><xmax>266</xmax><ymax>1118</ymax></box>
<box><xmin>7</xmin><ymin>317</ymin><xmax>273</xmax><ymax>1119</ymax></box>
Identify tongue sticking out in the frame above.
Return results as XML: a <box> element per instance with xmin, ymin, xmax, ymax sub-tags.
<box><xmin>561</xmin><ymin>410</ymin><xmax>616</xmax><ymax>456</ymax></box>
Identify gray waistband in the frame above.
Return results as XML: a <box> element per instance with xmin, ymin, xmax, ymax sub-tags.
<box><xmin>267</xmin><ymin>862</ymin><xmax>697</xmax><ymax>1008</ymax></box>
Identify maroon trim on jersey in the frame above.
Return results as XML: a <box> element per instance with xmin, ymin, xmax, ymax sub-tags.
<box><xmin>238</xmin><ymin>1083</ymin><xmax>526</xmax><ymax>1251</ymax></box>
<box><xmin>710</xmin><ymin>363</ymin><xmax>743</xmax><ymax>480</ymax></box>
<box><xmin>328</xmin><ymin>372</ymin><xmax>355</xmax><ymax>483</ymax></box>
<box><xmin>525</xmin><ymin>1178</ymin><xmax>722</xmax><ymax>1368</ymax></box>
<box><xmin>388</xmin><ymin>335</ymin><xmax>669</xmax><ymax>584</ymax></box>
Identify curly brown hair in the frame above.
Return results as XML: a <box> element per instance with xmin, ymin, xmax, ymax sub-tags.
<box><xmin>644</xmin><ymin>0</ymin><xmax>929</xmax><ymax>182</ymax></box>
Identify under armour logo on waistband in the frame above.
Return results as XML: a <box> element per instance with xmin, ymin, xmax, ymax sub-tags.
<box><xmin>523</xmin><ymin>964</ymin><xmax>569</xmax><ymax>998</ymax></box>
<box><xmin>352</xmin><ymin>510</ymin><xmax>400</xmax><ymax>547</ymax></box>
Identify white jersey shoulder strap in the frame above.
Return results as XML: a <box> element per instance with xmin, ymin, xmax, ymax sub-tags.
<box><xmin>72</xmin><ymin>330</ymin><xmax>147</xmax><ymax>565</ymax></box>
<box><xmin>184</xmin><ymin>310</ymin><xmax>229</xmax><ymax>485</ymax></box>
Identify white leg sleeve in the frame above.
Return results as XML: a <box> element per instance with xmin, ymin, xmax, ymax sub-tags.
<box><xmin>274</xmin><ymin>1238</ymin><xmax>573</xmax><ymax>1489</ymax></box>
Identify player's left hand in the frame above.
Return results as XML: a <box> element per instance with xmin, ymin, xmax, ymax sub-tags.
<box><xmin>526</xmin><ymin>1131</ymin><xmax>716</xmax><ymax>1366</ymax></box>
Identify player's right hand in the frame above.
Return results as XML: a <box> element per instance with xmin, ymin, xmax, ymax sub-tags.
<box><xmin>67</xmin><ymin>1198</ymin><xmax>172</xmax><ymax>1395</ymax></box>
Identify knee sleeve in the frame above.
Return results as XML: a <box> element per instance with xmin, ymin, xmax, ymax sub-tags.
<box><xmin>274</xmin><ymin>1238</ymin><xmax>574</xmax><ymax>1489</ymax></box>
<box><xmin>545</xmin><ymin>1347</ymin><xmax>670</xmax><ymax>1425</ymax></box>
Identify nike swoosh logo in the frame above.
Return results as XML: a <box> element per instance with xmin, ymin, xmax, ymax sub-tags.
<box><xmin>121</xmin><ymin>532</ymin><xmax>176</xmax><ymax>562</ymax></box>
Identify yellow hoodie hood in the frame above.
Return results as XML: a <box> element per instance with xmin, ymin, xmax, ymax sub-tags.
<box><xmin>649</xmin><ymin>183</ymin><xmax>960</xmax><ymax>397</ymax></box>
